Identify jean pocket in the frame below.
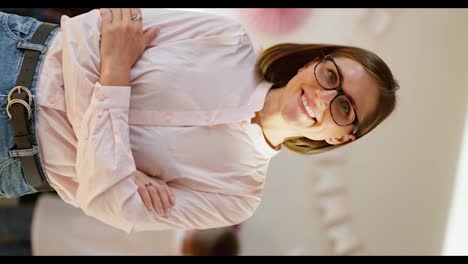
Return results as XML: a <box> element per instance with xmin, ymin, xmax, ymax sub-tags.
<box><xmin>2</xmin><ymin>12</ymin><xmax>37</xmax><ymax>41</ymax></box>
<box><xmin>0</xmin><ymin>158</ymin><xmax>37</xmax><ymax>198</ymax></box>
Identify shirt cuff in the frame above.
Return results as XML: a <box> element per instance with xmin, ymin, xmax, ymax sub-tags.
<box><xmin>94</xmin><ymin>82</ymin><xmax>131</xmax><ymax>110</ymax></box>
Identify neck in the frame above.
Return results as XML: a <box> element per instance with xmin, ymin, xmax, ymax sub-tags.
<box><xmin>252</xmin><ymin>87</ymin><xmax>297</xmax><ymax>149</ymax></box>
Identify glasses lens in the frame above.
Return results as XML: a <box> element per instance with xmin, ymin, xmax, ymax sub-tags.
<box><xmin>330</xmin><ymin>95</ymin><xmax>356</xmax><ymax>126</ymax></box>
<box><xmin>315</xmin><ymin>59</ymin><xmax>340</xmax><ymax>89</ymax></box>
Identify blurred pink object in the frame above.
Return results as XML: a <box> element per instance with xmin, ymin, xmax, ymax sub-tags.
<box><xmin>238</xmin><ymin>8</ymin><xmax>311</xmax><ymax>35</ymax></box>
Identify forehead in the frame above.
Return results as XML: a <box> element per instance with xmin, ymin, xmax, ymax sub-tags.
<box><xmin>333</xmin><ymin>57</ymin><xmax>379</xmax><ymax>121</ymax></box>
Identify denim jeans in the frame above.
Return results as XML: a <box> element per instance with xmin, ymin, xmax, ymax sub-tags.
<box><xmin>0</xmin><ymin>11</ymin><xmax>58</xmax><ymax>198</ymax></box>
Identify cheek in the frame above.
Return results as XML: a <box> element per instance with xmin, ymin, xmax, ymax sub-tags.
<box><xmin>321</xmin><ymin>121</ymin><xmax>353</xmax><ymax>139</ymax></box>
<box><xmin>305</xmin><ymin>115</ymin><xmax>351</xmax><ymax>140</ymax></box>
<box><xmin>280</xmin><ymin>92</ymin><xmax>302</xmax><ymax>124</ymax></box>
<box><xmin>281</xmin><ymin>101</ymin><xmax>298</xmax><ymax>121</ymax></box>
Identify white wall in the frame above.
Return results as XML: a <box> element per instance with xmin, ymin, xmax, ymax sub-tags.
<box><xmin>173</xmin><ymin>8</ymin><xmax>468</xmax><ymax>255</ymax></box>
<box><xmin>443</xmin><ymin>103</ymin><xmax>468</xmax><ymax>255</ymax></box>
<box><xmin>345</xmin><ymin>9</ymin><xmax>468</xmax><ymax>255</ymax></box>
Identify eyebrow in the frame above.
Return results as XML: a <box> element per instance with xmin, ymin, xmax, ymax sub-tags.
<box><xmin>335</xmin><ymin>62</ymin><xmax>360</xmax><ymax>117</ymax></box>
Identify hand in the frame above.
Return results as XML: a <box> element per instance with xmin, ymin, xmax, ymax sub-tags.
<box><xmin>135</xmin><ymin>170</ymin><xmax>176</xmax><ymax>218</ymax></box>
<box><xmin>99</xmin><ymin>8</ymin><xmax>160</xmax><ymax>86</ymax></box>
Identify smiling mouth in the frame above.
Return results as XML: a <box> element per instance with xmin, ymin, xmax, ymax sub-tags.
<box><xmin>299</xmin><ymin>90</ymin><xmax>317</xmax><ymax>123</ymax></box>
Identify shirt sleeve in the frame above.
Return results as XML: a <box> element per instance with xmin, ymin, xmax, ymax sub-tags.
<box><xmin>74</xmin><ymin>82</ymin><xmax>259</xmax><ymax>233</ymax></box>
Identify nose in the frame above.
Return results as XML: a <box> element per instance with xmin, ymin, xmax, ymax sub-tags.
<box><xmin>315</xmin><ymin>88</ymin><xmax>338</xmax><ymax>106</ymax></box>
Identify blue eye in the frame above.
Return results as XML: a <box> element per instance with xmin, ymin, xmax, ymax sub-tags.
<box><xmin>331</xmin><ymin>95</ymin><xmax>355</xmax><ymax>126</ymax></box>
<box><xmin>327</xmin><ymin>70</ymin><xmax>339</xmax><ymax>87</ymax></box>
<box><xmin>340</xmin><ymin>100</ymin><xmax>351</xmax><ymax>115</ymax></box>
<box><xmin>342</xmin><ymin>104</ymin><xmax>350</xmax><ymax>114</ymax></box>
<box><xmin>328</xmin><ymin>70</ymin><xmax>337</xmax><ymax>81</ymax></box>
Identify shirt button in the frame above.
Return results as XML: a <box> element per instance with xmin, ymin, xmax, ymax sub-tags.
<box><xmin>97</xmin><ymin>91</ymin><xmax>107</xmax><ymax>102</ymax></box>
<box><xmin>240</xmin><ymin>120</ymin><xmax>249</xmax><ymax>129</ymax></box>
<box><xmin>48</xmin><ymin>95</ymin><xmax>56</xmax><ymax>104</ymax></box>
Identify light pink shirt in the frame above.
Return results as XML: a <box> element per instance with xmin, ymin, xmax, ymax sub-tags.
<box><xmin>35</xmin><ymin>9</ymin><xmax>280</xmax><ymax>233</ymax></box>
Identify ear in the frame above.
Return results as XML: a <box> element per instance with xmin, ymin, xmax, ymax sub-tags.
<box><xmin>325</xmin><ymin>134</ymin><xmax>356</xmax><ymax>145</ymax></box>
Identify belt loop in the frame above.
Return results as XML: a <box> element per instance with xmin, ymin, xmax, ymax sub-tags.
<box><xmin>9</xmin><ymin>145</ymin><xmax>39</xmax><ymax>158</ymax></box>
<box><xmin>17</xmin><ymin>42</ymin><xmax>47</xmax><ymax>53</ymax></box>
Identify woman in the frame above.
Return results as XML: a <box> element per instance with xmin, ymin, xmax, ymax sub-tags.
<box><xmin>0</xmin><ymin>8</ymin><xmax>398</xmax><ymax>232</ymax></box>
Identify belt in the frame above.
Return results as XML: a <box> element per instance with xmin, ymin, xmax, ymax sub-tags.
<box><xmin>6</xmin><ymin>22</ymin><xmax>58</xmax><ymax>192</ymax></box>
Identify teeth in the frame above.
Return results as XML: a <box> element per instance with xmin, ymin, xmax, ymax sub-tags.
<box><xmin>302</xmin><ymin>94</ymin><xmax>316</xmax><ymax>120</ymax></box>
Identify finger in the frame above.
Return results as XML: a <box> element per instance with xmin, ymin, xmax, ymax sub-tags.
<box><xmin>164</xmin><ymin>184</ymin><xmax>176</xmax><ymax>206</ymax></box>
<box><xmin>109</xmin><ymin>8</ymin><xmax>122</xmax><ymax>23</ymax></box>
<box><xmin>100</xmin><ymin>8</ymin><xmax>112</xmax><ymax>28</ymax></box>
<box><xmin>143</xmin><ymin>26</ymin><xmax>160</xmax><ymax>47</ymax></box>
<box><xmin>156</xmin><ymin>186</ymin><xmax>171</xmax><ymax>217</ymax></box>
<box><xmin>122</xmin><ymin>8</ymin><xmax>131</xmax><ymax>23</ymax></box>
<box><xmin>148</xmin><ymin>186</ymin><xmax>165</xmax><ymax>217</ymax></box>
<box><xmin>130</xmin><ymin>8</ymin><xmax>142</xmax><ymax>20</ymax></box>
<box><xmin>137</xmin><ymin>187</ymin><xmax>153</xmax><ymax>212</ymax></box>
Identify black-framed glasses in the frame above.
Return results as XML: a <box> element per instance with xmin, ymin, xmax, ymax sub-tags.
<box><xmin>313</xmin><ymin>55</ymin><xmax>360</xmax><ymax>135</ymax></box>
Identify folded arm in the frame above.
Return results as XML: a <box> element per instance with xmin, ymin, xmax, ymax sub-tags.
<box><xmin>74</xmin><ymin>8</ymin><xmax>258</xmax><ymax>233</ymax></box>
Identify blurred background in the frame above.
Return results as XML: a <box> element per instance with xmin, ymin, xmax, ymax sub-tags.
<box><xmin>0</xmin><ymin>8</ymin><xmax>467</xmax><ymax>256</ymax></box>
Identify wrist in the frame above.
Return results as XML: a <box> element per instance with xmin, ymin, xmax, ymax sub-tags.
<box><xmin>100</xmin><ymin>65</ymin><xmax>131</xmax><ymax>86</ymax></box>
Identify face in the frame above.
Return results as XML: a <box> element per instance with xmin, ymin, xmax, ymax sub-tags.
<box><xmin>278</xmin><ymin>56</ymin><xmax>380</xmax><ymax>144</ymax></box>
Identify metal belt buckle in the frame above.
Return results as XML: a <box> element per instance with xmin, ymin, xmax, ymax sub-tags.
<box><xmin>6</xmin><ymin>86</ymin><xmax>33</xmax><ymax>120</ymax></box>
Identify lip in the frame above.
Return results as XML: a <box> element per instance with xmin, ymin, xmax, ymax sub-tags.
<box><xmin>298</xmin><ymin>90</ymin><xmax>317</xmax><ymax>123</ymax></box>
